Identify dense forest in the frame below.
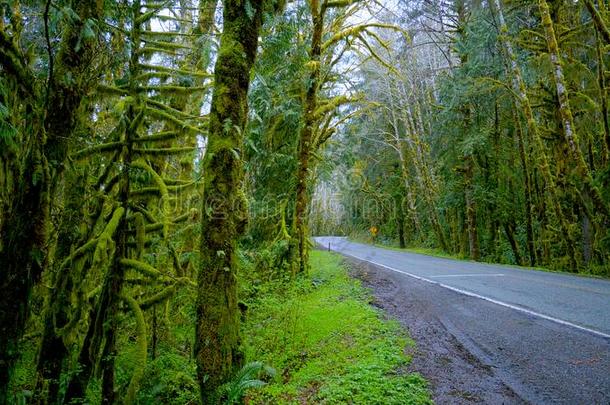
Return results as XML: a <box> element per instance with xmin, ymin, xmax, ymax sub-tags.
<box><xmin>313</xmin><ymin>0</ymin><xmax>610</xmax><ymax>274</ymax></box>
<box><xmin>0</xmin><ymin>0</ymin><xmax>608</xmax><ymax>403</ymax></box>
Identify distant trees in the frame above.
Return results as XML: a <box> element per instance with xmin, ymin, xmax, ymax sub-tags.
<box><xmin>333</xmin><ymin>0</ymin><xmax>610</xmax><ymax>274</ymax></box>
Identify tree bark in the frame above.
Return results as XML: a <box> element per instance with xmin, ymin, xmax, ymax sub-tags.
<box><xmin>584</xmin><ymin>0</ymin><xmax>610</xmax><ymax>45</ymax></box>
<box><xmin>489</xmin><ymin>0</ymin><xmax>579</xmax><ymax>270</ymax></box>
<box><xmin>538</xmin><ymin>0</ymin><xmax>609</xmax><ymax>222</ymax></box>
<box><xmin>292</xmin><ymin>0</ymin><xmax>324</xmax><ymax>275</ymax></box>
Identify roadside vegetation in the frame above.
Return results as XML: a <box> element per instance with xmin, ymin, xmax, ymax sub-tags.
<box><xmin>242</xmin><ymin>250</ymin><xmax>431</xmax><ymax>404</ymax></box>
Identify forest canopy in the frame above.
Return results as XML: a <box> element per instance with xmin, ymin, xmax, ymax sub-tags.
<box><xmin>0</xmin><ymin>0</ymin><xmax>609</xmax><ymax>403</ymax></box>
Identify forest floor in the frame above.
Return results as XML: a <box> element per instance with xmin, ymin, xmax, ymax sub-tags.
<box><xmin>242</xmin><ymin>250</ymin><xmax>431</xmax><ymax>404</ymax></box>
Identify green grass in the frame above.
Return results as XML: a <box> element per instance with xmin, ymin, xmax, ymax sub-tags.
<box><xmin>242</xmin><ymin>250</ymin><xmax>431</xmax><ymax>404</ymax></box>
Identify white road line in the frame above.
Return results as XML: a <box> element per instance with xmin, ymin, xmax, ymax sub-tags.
<box><xmin>334</xmin><ymin>249</ymin><xmax>610</xmax><ymax>340</ymax></box>
<box><xmin>430</xmin><ymin>273</ymin><xmax>505</xmax><ymax>278</ymax></box>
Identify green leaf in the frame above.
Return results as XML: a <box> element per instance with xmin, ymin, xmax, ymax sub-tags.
<box><xmin>245</xmin><ymin>0</ymin><xmax>256</xmax><ymax>20</ymax></box>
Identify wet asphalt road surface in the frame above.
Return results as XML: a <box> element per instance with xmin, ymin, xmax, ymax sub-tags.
<box><xmin>315</xmin><ymin>237</ymin><xmax>610</xmax><ymax>404</ymax></box>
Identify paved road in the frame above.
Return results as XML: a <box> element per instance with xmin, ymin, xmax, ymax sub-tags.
<box><xmin>315</xmin><ymin>236</ymin><xmax>610</xmax><ymax>404</ymax></box>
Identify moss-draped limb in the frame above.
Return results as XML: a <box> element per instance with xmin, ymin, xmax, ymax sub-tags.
<box><xmin>145</xmin><ymin>106</ymin><xmax>203</xmax><ymax>132</ymax></box>
<box><xmin>132</xmin><ymin>130</ymin><xmax>180</xmax><ymax>144</ymax></box>
<box><xmin>122</xmin><ymin>294</ymin><xmax>147</xmax><ymax>405</ymax></box>
<box><xmin>72</xmin><ymin>142</ymin><xmax>124</xmax><ymax>160</ymax></box>
<box><xmin>92</xmin><ymin>206</ymin><xmax>126</xmax><ymax>267</ymax></box>
<box><xmin>132</xmin><ymin>159</ymin><xmax>170</xmax><ymax>237</ymax></box>
<box><xmin>121</xmin><ymin>258</ymin><xmax>163</xmax><ymax>279</ymax></box>
<box><xmin>130</xmin><ymin>181</ymin><xmax>198</xmax><ymax>197</ymax></box>
<box><xmin>139</xmin><ymin>62</ymin><xmax>211</xmax><ymax>77</ymax></box>
<box><xmin>584</xmin><ymin>0</ymin><xmax>610</xmax><ymax>45</ymax></box>
<box><xmin>134</xmin><ymin>146</ymin><xmax>197</xmax><ymax>155</ymax></box>
<box><xmin>139</xmin><ymin>285</ymin><xmax>177</xmax><ymax>310</ymax></box>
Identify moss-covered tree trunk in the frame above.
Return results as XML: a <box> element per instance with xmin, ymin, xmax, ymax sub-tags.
<box><xmin>195</xmin><ymin>0</ymin><xmax>264</xmax><ymax>400</ymax></box>
<box><xmin>489</xmin><ymin>0</ymin><xmax>579</xmax><ymax>270</ymax></box>
<box><xmin>514</xmin><ymin>112</ymin><xmax>537</xmax><ymax>266</ymax></box>
<box><xmin>464</xmin><ymin>156</ymin><xmax>480</xmax><ymax>261</ymax></box>
<box><xmin>292</xmin><ymin>0</ymin><xmax>324</xmax><ymax>275</ymax></box>
<box><xmin>0</xmin><ymin>2</ymin><xmax>101</xmax><ymax>398</ymax></box>
<box><xmin>538</xmin><ymin>0</ymin><xmax>610</xmax><ymax>222</ymax></box>
<box><xmin>584</xmin><ymin>0</ymin><xmax>610</xmax><ymax>45</ymax></box>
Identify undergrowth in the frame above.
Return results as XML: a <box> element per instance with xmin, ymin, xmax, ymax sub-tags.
<box><xmin>242</xmin><ymin>250</ymin><xmax>431</xmax><ymax>404</ymax></box>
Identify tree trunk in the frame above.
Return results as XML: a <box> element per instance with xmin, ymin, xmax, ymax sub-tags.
<box><xmin>292</xmin><ymin>0</ymin><xmax>324</xmax><ymax>275</ymax></box>
<box><xmin>515</xmin><ymin>115</ymin><xmax>537</xmax><ymax>266</ymax></box>
<box><xmin>539</xmin><ymin>0</ymin><xmax>610</xmax><ymax>221</ymax></box>
<box><xmin>489</xmin><ymin>0</ymin><xmax>579</xmax><ymax>270</ymax></box>
<box><xmin>596</xmin><ymin>31</ymin><xmax>610</xmax><ymax>165</ymax></box>
<box><xmin>584</xmin><ymin>0</ymin><xmax>610</xmax><ymax>45</ymax></box>
<box><xmin>503</xmin><ymin>221</ymin><xmax>523</xmax><ymax>266</ymax></box>
<box><xmin>196</xmin><ymin>0</ymin><xmax>264</xmax><ymax>400</ymax></box>
<box><xmin>396</xmin><ymin>200</ymin><xmax>406</xmax><ymax>249</ymax></box>
<box><xmin>0</xmin><ymin>1</ymin><xmax>102</xmax><ymax>397</ymax></box>
<box><xmin>464</xmin><ymin>156</ymin><xmax>480</xmax><ymax>261</ymax></box>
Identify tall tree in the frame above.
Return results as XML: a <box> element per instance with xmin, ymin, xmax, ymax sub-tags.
<box><xmin>195</xmin><ymin>0</ymin><xmax>278</xmax><ymax>400</ymax></box>
<box><xmin>0</xmin><ymin>1</ymin><xmax>103</xmax><ymax>397</ymax></box>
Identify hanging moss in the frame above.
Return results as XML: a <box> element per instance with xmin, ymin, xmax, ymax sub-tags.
<box><xmin>122</xmin><ymin>294</ymin><xmax>147</xmax><ymax>405</ymax></box>
<box><xmin>92</xmin><ymin>206</ymin><xmax>125</xmax><ymax>268</ymax></box>
<box><xmin>120</xmin><ymin>258</ymin><xmax>163</xmax><ymax>279</ymax></box>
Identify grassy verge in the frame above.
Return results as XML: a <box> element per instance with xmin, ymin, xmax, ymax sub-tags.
<box><xmin>242</xmin><ymin>250</ymin><xmax>431</xmax><ymax>404</ymax></box>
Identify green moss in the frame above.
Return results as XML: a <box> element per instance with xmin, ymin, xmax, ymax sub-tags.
<box><xmin>120</xmin><ymin>258</ymin><xmax>162</xmax><ymax>279</ymax></box>
<box><xmin>92</xmin><ymin>206</ymin><xmax>125</xmax><ymax>267</ymax></box>
<box><xmin>122</xmin><ymin>294</ymin><xmax>147</xmax><ymax>405</ymax></box>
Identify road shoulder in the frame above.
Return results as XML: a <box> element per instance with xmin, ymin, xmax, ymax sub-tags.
<box><xmin>346</xmin><ymin>257</ymin><xmax>525</xmax><ymax>405</ymax></box>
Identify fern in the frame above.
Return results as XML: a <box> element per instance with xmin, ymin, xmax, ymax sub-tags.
<box><xmin>218</xmin><ymin>361</ymin><xmax>276</xmax><ymax>405</ymax></box>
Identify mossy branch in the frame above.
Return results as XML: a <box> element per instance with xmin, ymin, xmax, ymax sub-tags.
<box><xmin>58</xmin><ymin>238</ymin><xmax>98</xmax><ymax>271</ymax></box>
<box><xmin>132</xmin><ymin>160</ymin><xmax>170</xmax><ymax>237</ymax></box>
<box><xmin>133</xmin><ymin>146</ymin><xmax>197</xmax><ymax>155</ymax></box>
<box><xmin>130</xmin><ymin>181</ymin><xmax>198</xmax><ymax>197</ymax></box>
<box><xmin>145</xmin><ymin>107</ymin><xmax>203</xmax><ymax>133</ymax></box>
<box><xmin>139</xmin><ymin>63</ymin><xmax>210</xmax><ymax>78</ymax></box>
<box><xmin>120</xmin><ymin>258</ymin><xmax>162</xmax><ymax>279</ymax></box>
<box><xmin>122</xmin><ymin>294</ymin><xmax>147</xmax><ymax>405</ymax></box>
<box><xmin>139</xmin><ymin>285</ymin><xmax>177</xmax><ymax>310</ymax></box>
<box><xmin>132</xmin><ymin>131</ymin><xmax>180</xmax><ymax>144</ymax></box>
<box><xmin>141</xmin><ymin>39</ymin><xmax>194</xmax><ymax>51</ymax></box>
<box><xmin>0</xmin><ymin>28</ymin><xmax>36</xmax><ymax>96</ymax></box>
<box><xmin>321</xmin><ymin>23</ymin><xmax>406</xmax><ymax>53</ymax></box>
<box><xmin>72</xmin><ymin>142</ymin><xmax>123</xmax><ymax>160</ymax></box>
<box><xmin>313</xmin><ymin>95</ymin><xmax>358</xmax><ymax>120</ymax></box>
<box><xmin>92</xmin><ymin>206</ymin><xmax>125</xmax><ymax>267</ymax></box>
